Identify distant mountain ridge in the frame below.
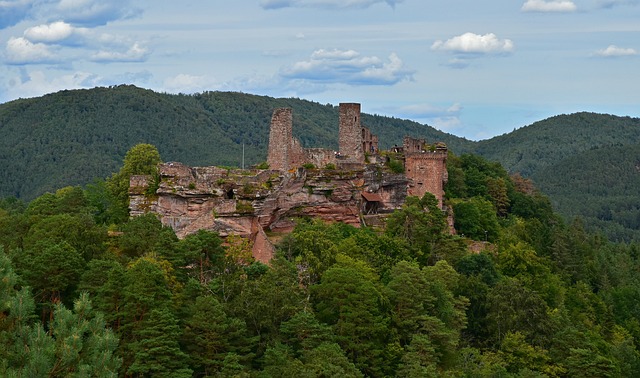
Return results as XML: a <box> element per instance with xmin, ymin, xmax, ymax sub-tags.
<box><xmin>1</xmin><ymin>85</ymin><xmax>639</xmax><ymax>241</ymax></box>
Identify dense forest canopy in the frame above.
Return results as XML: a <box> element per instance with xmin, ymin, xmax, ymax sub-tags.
<box><xmin>1</xmin><ymin>144</ymin><xmax>640</xmax><ymax>377</ymax></box>
<box><xmin>1</xmin><ymin>86</ymin><xmax>639</xmax><ymax>240</ymax></box>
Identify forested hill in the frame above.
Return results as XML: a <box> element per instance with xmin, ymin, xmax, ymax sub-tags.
<box><xmin>473</xmin><ymin>113</ymin><xmax>640</xmax><ymax>242</ymax></box>
<box><xmin>0</xmin><ymin>85</ymin><xmax>471</xmax><ymax>200</ymax></box>
<box><xmin>474</xmin><ymin>112</ymin><xmax>640</xmax><ymax>177</ymax></box>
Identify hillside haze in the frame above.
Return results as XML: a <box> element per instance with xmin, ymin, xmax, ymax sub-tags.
<box><xmin>1</xmin><ymin>85</ymin><xmax>639</xmax><ymax>241</ymax></box>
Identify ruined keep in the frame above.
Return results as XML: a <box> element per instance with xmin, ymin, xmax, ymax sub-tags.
<box><xmin>403</xmin><ymin>137</ymin><xmax>448</xmax><ymax>207</ymax></box>
<box><xmin>130</xmin><ymin>102</ymin><xmax>448</xmax><ymax>263</ymax></box>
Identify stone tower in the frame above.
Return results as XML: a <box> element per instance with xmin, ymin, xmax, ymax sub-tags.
<box><xmin>403</xmin><ymin>137</ymin><xmax>448</xmax><ymax>208</ymax></box>
<box><xmin>338</xmin><ymin>103</ymin><xmax>363</xmax><ymax>162</ymax></box>
<box><xmin>267</xmin><ymin>108</ymin><xmax>293</xmax><ymax>171</ymax></box>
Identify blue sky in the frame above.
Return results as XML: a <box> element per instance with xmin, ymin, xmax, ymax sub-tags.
<box><xmin>1</xmin><ymin>0</ymin><xmax>638</xmax><ymax>140</ymax></box>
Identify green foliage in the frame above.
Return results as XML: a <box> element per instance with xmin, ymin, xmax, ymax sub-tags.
<box><xmin>453</xmin><ymin>197</ymin><xmax>500</xmax><ymax>241</ymax></box>
<box><xmin>312</xmin><ymin>255</ymin><xmax>389</xmax><ymax>376</ymax></box>
<box><xmin>385</xmin><ymin>193</ymin><xmax>451</xmax><ymax>264</ymax></box>
<box><xmin>5</xmin><ymin>131</ymin><xmax>640</xmax><ymax>377</ymax></box>
<box><xmin>255</xmin><ymin>161</ymin><xmax>270</xmax><ymax>169</ymax></box>
<box><xmin>474</xmin><ymin>113</ymin><xmax>640</xmax><ymax>242</ymax></box>
<box><xmin>387</xmin><ymin>158</ymin><xmax>405</xmax><ymax>173</ymax></box>
<box><xmin>105</xmin><ymin>143</ymin><xmax>162</xmax><ymax>223</ymax></box>
<box><xmin>128</xmin><ymin>308</ymin><xmax>192</xmax><ymax>377</ymax></box>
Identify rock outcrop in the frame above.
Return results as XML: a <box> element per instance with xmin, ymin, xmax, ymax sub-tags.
<box><xmin>130</xmin><ymin>162</ymin><xmax>410</xmax><ymax>263</ymax></box>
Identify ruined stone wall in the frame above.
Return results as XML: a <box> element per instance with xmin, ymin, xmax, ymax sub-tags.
<box><xmin>338</xmin><ymin>103</ymin><xmax>363</xmax><ymax>162</ymax></box>
<box><xmin>403</xmin><ymin>136</ymin><xmax>426</xmax><ymax>153</ymax></box>
<box><xmin>362</xmin><ymin>127</ymin><xmax>379</xmax><ymax>155</ymax></box>
<box><xmin>267</xmin><ymin>108</ymin><xmax>293</xmax><ymax>170</ymax></box>
<box><xmin>405</xmin><ymin>151</ymin><xmax>448</xmax><ymax>207</ymax></box>
<box><xmin>305</xmin><ymin>148</ymin><xmax>336</xmax><ymax>168</ymax></box>
<box><xmin>289</xmin><ymin>137</ymin><xmax>306</xmax><ymax>170</ymax></box>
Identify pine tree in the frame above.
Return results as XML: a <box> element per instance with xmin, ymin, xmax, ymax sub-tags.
<box><xmin>128</xmin><ymin>307</ymin><xmax>192</xmax><ymax>377</ymax></box>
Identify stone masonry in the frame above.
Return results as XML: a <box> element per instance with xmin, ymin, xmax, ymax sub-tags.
<box><xmin>338</xmin><ymin>103</ymin><xmax>364</xmax><ymax>162</ymax></box>
<box><xmin>403</xmin><ymin>136</ymin><xmax>448</xmax><ymax>207</ymax></box>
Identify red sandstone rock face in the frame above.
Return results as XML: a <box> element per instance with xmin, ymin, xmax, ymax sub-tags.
<box><xmin>130</xmin><ymin>163</ymin><xmax>412</xmax><ymax>261</ymax></box>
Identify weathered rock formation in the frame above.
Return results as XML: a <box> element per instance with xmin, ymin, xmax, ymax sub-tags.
<box><xmin>130</xmin><ymin>163</ymin><xmax>409</xmax><ymax>262</ymax></box>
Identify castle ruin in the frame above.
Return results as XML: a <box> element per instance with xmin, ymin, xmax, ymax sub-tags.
<box><xmin>130</xmin><ymin>102</ymin><xmax>448</xmax><ymax>263</ymax></box>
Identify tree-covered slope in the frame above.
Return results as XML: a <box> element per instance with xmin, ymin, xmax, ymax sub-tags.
<box><xmin>531</xmin><ymin>143</ymin><xmax>640</xmax><ymax>241</ymax></box>
<box><xmin>473</xmin><ymin>112</ymin><xmax>640</xmax><ymax>177</ymax></box>
<box><xmin>0</xmin><ymin>85</ymin><xmax>471</xmax><ymax>200</ymax></box>
<box><xmin>472</xmin><ymin>112</ymin><xmax>640</xmax><ymax>242</ymax></box>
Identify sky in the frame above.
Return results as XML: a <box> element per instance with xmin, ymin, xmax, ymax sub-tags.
<box><xmin>1</xmin><ymin>0</ymin><xmax>638</xmax><ymax>140</ymax></box>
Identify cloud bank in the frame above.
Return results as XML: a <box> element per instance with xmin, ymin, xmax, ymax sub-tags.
<box><xmin>280</xmin><ymin>49</ymin><xmax>414</xmax><ymax>85</ymax></box>
<box><xmin>521</xmin><ymin>0</ymin><xmax>577</xmax><ymax>12</ymax></box>
<box><xmin>595</xmin><ymin>45</ymin><xmax>638</xmax><ymax>57</ymax></box>
<box><xmin>1</xmin><ymin>0</ymin><xmax>142</xmax><ymax>30</ymax></box>
<box><xmin>5</xmin><ymin>37</ymin><xmax>58</xmax><ymax>65</ymax></box>
<box><xmin>260</xmin><ymin>0</ymin><xmax>404</xmax><ymax>10</ymax></box>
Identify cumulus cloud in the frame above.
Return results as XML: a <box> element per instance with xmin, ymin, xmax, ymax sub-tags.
<box><xmin>521</xmin><ymin>0</ymin><xmax>577</xmax><ymax>12</ymax></box>
<box><xmin>24</xmin><ymin>21</ymin><xmax>76</xmax><ymax>43</ymax></box>
<box><xmin>595</xmin><ymin>45</ymin><xmax>638</xmax><ymax>57</ymax></box>
<box><xmin>1</xmin><ymin>0</ymin><xmax>141</xmax><ymax>30</ymax></box>
<box><xmin>5</xmin><ymin>37</ymin><xmax>58</xmax><ymax>65</ymax></box>
<box><xmin>260</xmin><ymin>0</ymin><xmax>404</xmax><ymax>10</ymax></box>
<box><xmin>431</xmin><ymin>32</ymin><xmax>514</xmax><ymax>55</ymax></box>
<box><xmin>90</xmin><ymin>42</ymin><xmax>150</xmax><ymax>62</ymax></box>
<box><xmin>280</xmin><ymin>49</ymin><xmax>414</xmax><ymax>85</ymax></box>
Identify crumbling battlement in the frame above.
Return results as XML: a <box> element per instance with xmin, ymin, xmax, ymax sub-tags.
<box><xmin>266</xmin><ymin>105</ymin><xmax>447</xmax><ymax>207</ymax></box>
<box><xmin>267</xmin><ymin>103</ymin><xmax>379</xmax><ymax>170</ymax></box>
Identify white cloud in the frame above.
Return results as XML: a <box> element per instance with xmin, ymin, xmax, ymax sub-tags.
<box><xmin>595</xmin><ymin>45</ymin><xmax>638</xmax><ymax>57</ymax></box>
<box><xmin>431</xmin><ymin>33</ymin><xmax>514</xmax><ymax>55</ymax></box>
<box><xmin>24</xmin><ymin>21</ymin><xmax>76</xmax><ymax>43</ymax></box>
<box><xmin>163</xmin><ymin>73</ymin><xmax>219</xmax><ymax>94</ymax></box>
<box><xmin>521</xmin><ymin>0</ymin><xmax>577</xmax><ymax>12</ymax></box>
<box><xmin>90</xmin><ymin>42</ymin><xmax>150</xmax><ymax>62</ymax></box>
<box><xmin>5</xmin><ymin>37</ymin><xmax>57</xmax><ymax>64</ymax></box>
<box><xmin>2</xmin><ymin>69</ymin><xmax>100</xmax><ymax>101</ymax></box>
<box><xmin>280</xmin><ymin>49</ymin><xmax>414</xmax><ymax>85</ymax></box>
<box><xmin>260</xmin><ymin>0</ymin><xmax>404</xmax><ymax>10</ymax></box>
